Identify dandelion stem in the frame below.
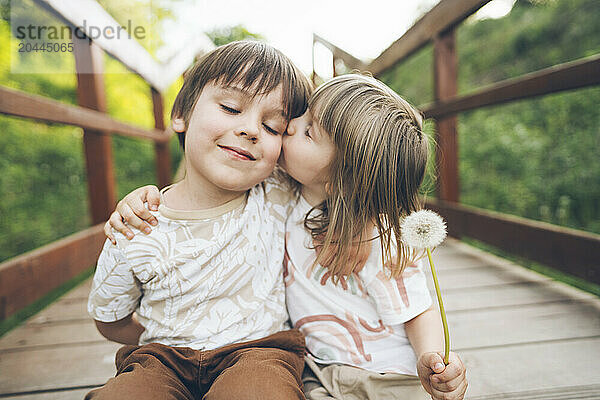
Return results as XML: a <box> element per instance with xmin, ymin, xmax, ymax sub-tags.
<box><xmin>427</xmin><ymin>247</ymin><xmax>450</xmax><ymax>365</ymax></box>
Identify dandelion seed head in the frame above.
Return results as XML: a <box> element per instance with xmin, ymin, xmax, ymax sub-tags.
<box><xmin>401</xmin><ymin>210</ymin><xmax>447</xmax><ymax>249</ymax></box>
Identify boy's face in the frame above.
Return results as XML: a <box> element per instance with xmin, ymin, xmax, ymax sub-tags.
<box><xmin>280</xmin><ymin>111</ymin><xmax>335</xmax><ymax>188</ymax></box>
<box><xmin>184</xmin><ymin>82</ymin><xmax>287</xmax><ymax>193</ymax></box>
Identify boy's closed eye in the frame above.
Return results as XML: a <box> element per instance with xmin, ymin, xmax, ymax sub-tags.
<box><xmin>220</xmin><ymin>104</ymin><xmax>282</xmax><ymax>135</ymax></box>
<box><xmin>220</xmin><ymin>104</ymin><xmax>240</xmax><ymax>114</ymax></box>
<box><xmin>263</xmin><ymin>123</ymin><xmax>281</xmax><ymax>135</ymax></box>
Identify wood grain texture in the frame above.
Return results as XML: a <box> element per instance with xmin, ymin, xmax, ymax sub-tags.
<box><xmin>1</xmin><ymin>238</ymin><xmax>599</xmax><ymax>398</ymax></box>
<box><xmin>0</xmin><ymin>86</ymin><xmax>170</xmax><ymax>143</ymax></box>
<box><xmin>426</xmin><ymin>199</ymin><xmax>600</xmax><ymax>284</ymax></box>
<box><xmin>0</xmin><ymin>225</ymin><xmax>104</xmax><ymax>321</ymax></box>
<box><xmin>367</xmin><ymin>0</ymin><xmax>492</xmax><ymax>76</ymax></box>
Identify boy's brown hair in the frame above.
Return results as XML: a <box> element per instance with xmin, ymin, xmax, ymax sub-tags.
<box><xmin>172</xmin><ymin>40</ymin><xmax>312</xmax><ymax>149</ymax></box>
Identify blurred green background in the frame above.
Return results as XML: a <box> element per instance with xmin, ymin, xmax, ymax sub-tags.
<box><xmin>380</xmin><ymin>0</ymin><xmax>600</xmax><ymax>235</ymax></box>
<box><xmin>0</xmin><ymin>0</ymin><xmax>598</xmax><ymax>264</ymax></box>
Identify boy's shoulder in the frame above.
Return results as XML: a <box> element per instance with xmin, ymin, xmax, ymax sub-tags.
<box><xmin>111</xmin><ymin>210</ymin><xmax>183</xmax><ymax>249</ymax></box>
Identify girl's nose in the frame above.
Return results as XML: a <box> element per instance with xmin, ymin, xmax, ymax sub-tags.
<box><xmin>286</xmin><ymin>122</ymin><xmax>298</xmax><ymax>136</ymax></box>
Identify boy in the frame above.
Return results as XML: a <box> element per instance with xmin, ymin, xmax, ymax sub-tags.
<box><xmin>86</xmin><ymin>40</ymin><xmax>312</xmax><ymax>400</ymax></box>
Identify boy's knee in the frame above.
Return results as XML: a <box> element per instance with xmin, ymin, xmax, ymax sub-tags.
<box><xmin>85</xmin><ymin>369</ymin><xmax>193</xmax><ymax>400</ymax></box>
<box><xmin>205</xmin><ymin>348</ymin><xmax>305</xmax><ymax>400</ymax></box>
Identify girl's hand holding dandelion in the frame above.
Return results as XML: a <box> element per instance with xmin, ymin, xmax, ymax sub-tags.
<box><xmin>402</xmin><ymin>210</ymin><xmax>468</xmax><ymax>399</ymax></box>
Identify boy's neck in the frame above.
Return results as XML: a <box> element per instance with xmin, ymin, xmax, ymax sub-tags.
<box><xmin>164</xmin><ymin>176</ymin><xmax>246</xmax><ymax>211</ymax></box>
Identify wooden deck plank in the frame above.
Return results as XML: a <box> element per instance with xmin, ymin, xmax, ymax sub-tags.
<box><xmin>1</xmin><ymin>239</ymin><xmax>599</xmax><ymax>397</ymax></box>
<box><xmin>61</xmin><ymin>278</ymin><xmax>92</xmax><ymax>300</ymax></box>
<box><xmin>0</xmin><ymin>320</ymin><xmax>103</xmax><ymax>351</ymax></box>
<box><xmin>426</xmin><ymin>263</ymin><xmax>551</xmax><ymax>291</ymax></box>
<box><xmin>0</xmin><ymin>388</ymin><xmax>94</xmax><ymax>400</ymax></box>
<box><xmin>0</xmin><ymin>341</ymin><xmax>119</xmax><ymax>394</ymax></box>
<box><xmin>25</xmin><ymin>294</ymin><xmax>89</xmax><ymax>326</ymax></box>
<box><xmin>450</xmin><ymin>300</ymin><xmax>600</xmax><ymax>350</ymax></box>
<box><xmin>460</xmin><ymin>337</ymin><xmax>600</xmax><ymax>397</ymax></box>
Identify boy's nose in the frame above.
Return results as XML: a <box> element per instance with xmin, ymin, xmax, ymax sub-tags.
<box><xmin>236</xmin><ymin>114</ymin><xmax>260</xmax><ymax>141</ymax></box>
<box><xmin>239</xmin><ymin>130</ymin><xmax>258</xmax><ymax>142</ymax></box>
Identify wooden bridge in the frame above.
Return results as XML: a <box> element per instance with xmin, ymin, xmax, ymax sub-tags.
<box><xmin>1</xmin><ymin>0</ymin><xmax>599</xmax><ymax>398</ymax></box>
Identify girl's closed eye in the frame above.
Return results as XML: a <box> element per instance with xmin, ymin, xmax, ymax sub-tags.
<box><xmin>305</xmin><ymin>125</ymin><xmax>313</xmax><ymax>138</ymax></box>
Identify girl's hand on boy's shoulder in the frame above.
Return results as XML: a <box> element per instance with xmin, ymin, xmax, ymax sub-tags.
<box><xmin>417</xmin><ymin>351</ymin><xmax>467</xmax><ymax>400</ymax></box>
<box><xmin>104</xmin><ymin>185</ymin><xmax>161</xmax><ymax>244</ymax></box>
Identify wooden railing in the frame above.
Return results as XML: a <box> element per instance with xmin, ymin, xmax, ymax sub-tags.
<box><xmin>1</xmin><ymin>0</ymin><xmax>599</xmax><ymax>322</ymax></box>
<box><xmin>314</xmin><ymin>0</ymin><xmax>600</xmax><ymax>285</ymax></box>
<box><xmin>0</xmin><ymin>56</ymin><xmax>170</xmax><ymax>320</ymax></box>
<box><xmin>0</xmin><ymin>2</ymin><xmax>214</xmax><ymax>320</ymax></box>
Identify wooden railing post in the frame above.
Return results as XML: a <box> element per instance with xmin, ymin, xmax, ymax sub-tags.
<box><xmin>73</xmin><ymin>35</ymin><xmax>116</xmax><ymax>224</ymax></box>
<box><xmin>312</xmin><ymin>38</ymin><xmax>317</xmax><ymax>86</ymax></box>
<box><xmin>433</xmin><ymin>28</ymin><xmax>460</xmax><ymax>203</ymax></box>
<box><xmin>332</xmin><ymin>55</ymin><xmax>337</xmax><ymax>77</ymax></box>
<box><xmin>151</xmin><ymin>87</ymin><xmax>171</xmax><ymax>188</ymax></box>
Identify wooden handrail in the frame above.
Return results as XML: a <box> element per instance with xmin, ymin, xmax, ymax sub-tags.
<box><xmin>422</xmin><ymin>54</ymin><xmax>600</xmax><ymax>119</ymax></box>
<box><xmin>34</xmin><ymin>0</ymin><xmax>214</xmax><ymax>92</ymax></box>
<box><xmin>311</xmin><ymin>1</ymin><xmax>600</xmax><ymax>288</ymax></box>
<box><xmin>367</xmin><ymin>0</ymin><xmax>492</xmax><ymax>76</ymax></box>
<box><xmin>313</xmin><ymin>33</ymin><xmax>366</xmax><ymax>71</ymax></box>
<box><xmin>0</xmin><ymin>224</ymin><xmax>105</xmax><ymax>320</ymax></box>
<box><xmin>0</xmin><ymin>86</ymin><xmax>171</xmax><ymax>143</ymax></box>
<box><xmin>426</xmin><ymin>199</ymin><xmax>600</xmax><ymax>285</ymax></box>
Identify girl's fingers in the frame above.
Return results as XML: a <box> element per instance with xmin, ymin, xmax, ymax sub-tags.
<box><xmin>430</xmin><ymin>352</ymin><xmax>467</xmax><ymax>396</ymax></box>
<box><xmin>108</xmin><ymin>211</ymin><xmax>133</xmax><ymax>239</ymax></box>
<box><xmin>433</xmin><ymin>353</ymin><xmax>465</xmax><ymax>382</ymax></box>
<box><xmin>104</xmin><ymin>220</ymin><xmax>116</xmax><ymax>244</ymax></box>
<box><xmin>431</xmin><ymin>371</ymin><xmax>467</xmax><ymax>394</ymax></box>
<box><xmin>146</xmin><ymin>186</ymin><xmax>161</xmax><ymax>212</ymax></box>
<box><xmin>429</xmin><ymin>378</ymin><xmax>468</xmax><ymax>400</ymax></box>
<box><xmin>128</xmin><ymin>197</ymin><xmax>157</xmax><ymax>226</ymax></box>
<box><xmin>119</xmin><ymin>205</ymin><xmax>152</xmax><ymax>234</ymax></box>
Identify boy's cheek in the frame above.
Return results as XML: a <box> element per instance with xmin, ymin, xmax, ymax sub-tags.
<box><xmin>265</xmin><ymin>137</ymin><xmax>283</xmax><ymax>164</ymax></box>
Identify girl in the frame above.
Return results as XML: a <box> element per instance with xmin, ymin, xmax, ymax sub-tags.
<box><xmin>107</xmin><ymin>74</ymin><xmax>467</xmax><ymax>399</ymax></box>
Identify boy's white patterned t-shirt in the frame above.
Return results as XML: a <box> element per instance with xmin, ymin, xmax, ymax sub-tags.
<box><xmin>88</xmin><ymin>179</ymin><xmax>294</xmax><ymax>350</ymax></box>
<box><xmin>284</xmin><ymin>196</ymin><xmax>432</xmax><ymax>375</ymax></box>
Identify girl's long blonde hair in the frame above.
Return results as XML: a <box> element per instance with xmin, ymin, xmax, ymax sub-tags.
<box><xmin>306</xmin><ymin>74</ymin><xmax>429</xmax><ymax>280</ymax></box>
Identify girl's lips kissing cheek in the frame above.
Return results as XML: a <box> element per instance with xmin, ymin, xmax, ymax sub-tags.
<box><xmin>218</xmin><ymin>145</ymin><xmax>256</xmax><ymax>161</ymax></box>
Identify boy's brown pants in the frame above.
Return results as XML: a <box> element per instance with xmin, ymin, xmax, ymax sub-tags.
<box><xmin>85</xmin><ymin>329</ymin><xmax>306</xmax><ymax>400</ymax></box>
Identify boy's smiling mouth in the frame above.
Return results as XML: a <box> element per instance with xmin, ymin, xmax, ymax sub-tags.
<box><xmin>218</xmin><ymin>145</ymin><xmax>256</xmax><ymax>161</ymax></box>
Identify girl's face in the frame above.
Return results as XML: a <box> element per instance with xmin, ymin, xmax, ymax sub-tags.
<box><xmin>280</xmin><ymin>111</ymin><xmax>336</xmax><ymax>189</ymax></box>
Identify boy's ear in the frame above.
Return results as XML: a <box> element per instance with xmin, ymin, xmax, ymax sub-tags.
<box><xmin>171</xmin><ymin>118</ymin><xmax>186</xmax><ymax>133</ymax></box>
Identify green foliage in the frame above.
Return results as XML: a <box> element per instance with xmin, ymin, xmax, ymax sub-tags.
<box><xmin>381</xmin><ymin>0</ymin><xmax>600</xmax><ymax>235</ymax></box>
<box><xmin>0</xmin><ymin>14</ymin><xmax>269</xmax><ymax>262</ymax></box>
<box><xmin>0</xmin><ymin>12</ymin><xmax>183</xmax><ymax>262</ymax></box>
<box><xmin>206</xmin><ymin>24</ymin><xmax>264</xmax><ymax>46</ymax></box>
<box><xmin>98</xmin><ymin>0</ymin><xmax>182</xmax><ymax>56</ymax></box>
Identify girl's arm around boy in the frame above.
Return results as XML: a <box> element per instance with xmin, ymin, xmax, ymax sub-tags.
<box><xmin>405</xmin><ymin>306</ymin><xmax>468</xmax><ymax>399</ymax></box>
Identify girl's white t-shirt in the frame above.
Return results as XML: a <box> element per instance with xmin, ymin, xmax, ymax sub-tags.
<box><xmin>284</xmin><ymin>196</ymin><xmax>432</xmax><ymax>375</ymax></box>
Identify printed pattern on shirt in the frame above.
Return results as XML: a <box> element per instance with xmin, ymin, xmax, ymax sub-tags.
<box><xmin>284</xmin><ymin>196</ymin><xmax>432</xmax><ymax>375</ymax></box>
<box><xmin>88</xmin><ymin>178</ymin><xmax>294</xmax><ymax>350</ymax></box>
